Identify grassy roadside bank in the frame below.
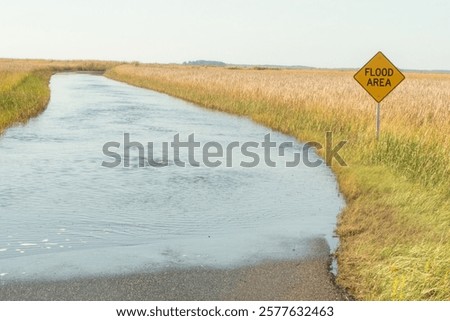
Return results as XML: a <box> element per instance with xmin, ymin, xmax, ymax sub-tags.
<box><xmin>105</xmin><ymin>65</ymin><xmax>449</xmax><ymax>300</ymax></box>
<box><xmin>0</xmin><ymin>59</ymin><xmax>118</xmax><ymax>134</ymax></box>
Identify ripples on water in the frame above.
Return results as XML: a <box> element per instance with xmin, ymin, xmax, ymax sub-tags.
<box><xmin>0</xmin><ymin>74</ymin><xmax>344</xmax><ymax>282</ymax></box>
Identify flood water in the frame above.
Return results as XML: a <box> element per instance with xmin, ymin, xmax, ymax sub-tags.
<box><xmin>0</xmin><ymin>73</ymin><xmax>344</xmax><ymax>282</ymax></box>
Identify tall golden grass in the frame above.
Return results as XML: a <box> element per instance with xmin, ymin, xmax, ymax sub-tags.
<box><xmin>106</xmin><ymin>64</ymin><xmax>450</xmax><ymax>300</ymax></box>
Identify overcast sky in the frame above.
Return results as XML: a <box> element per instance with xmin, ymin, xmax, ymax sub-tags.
<box><xmin>1</xmin><ymin>0</ymin><xmax>449</xmax><ymax>70</ymax></box>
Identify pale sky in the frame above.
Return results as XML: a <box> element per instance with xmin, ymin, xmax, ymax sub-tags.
<box><xmin>1</xmin><ymin>0</ymin><xmax>449</xmax><ymax>70</ymax></box>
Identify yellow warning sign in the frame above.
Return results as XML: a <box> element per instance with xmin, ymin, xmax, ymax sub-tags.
<box><xmin>354</xmin><ymin>51</ymin><xmax>405</xmax><ymax>103</ymax></box>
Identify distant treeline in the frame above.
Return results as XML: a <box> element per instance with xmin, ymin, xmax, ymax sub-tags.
<box><xmin>183</xmin><ymin>60</ymin><xmax>227</xmax><ymax>66</ymax></box>
<box><xmin>182</xmin><ymin>60</ymin><xmax>316</xmax><ymax>70</ymax></box>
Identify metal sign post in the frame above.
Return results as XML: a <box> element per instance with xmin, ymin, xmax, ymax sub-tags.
<box><xmin>376</xmin><ymin>103</ymin><xmax>381</xmax><ymax>140</ymax></box>
<box><xmin>354</xmin><ymin>51</ymin><xmax>405</xmax><ymax>140</ymax></box>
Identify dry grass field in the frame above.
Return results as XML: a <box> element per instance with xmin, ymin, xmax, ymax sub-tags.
<box><xmin>106</xmin><ymin>64</ymin><xmax>450</xmax><ymax>300</ymax></box>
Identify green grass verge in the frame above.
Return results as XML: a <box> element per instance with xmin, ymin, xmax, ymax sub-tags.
<box><xmin>0</xmin><ymin>71</ymin><xmax>52</xmax><ymax>134</ymax></box>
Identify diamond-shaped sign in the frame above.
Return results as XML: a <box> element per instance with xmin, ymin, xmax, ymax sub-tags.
<box><xmin>354</xmin><ymin>51</ymin><xmax>405</xmax><ymax>103</ymax></box>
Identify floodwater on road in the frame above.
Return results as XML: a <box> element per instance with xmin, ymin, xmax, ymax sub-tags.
<box><xmin>0</xmin><ymin>73</ymin><xmax>344</xmax><ymax>282</ymax></box>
